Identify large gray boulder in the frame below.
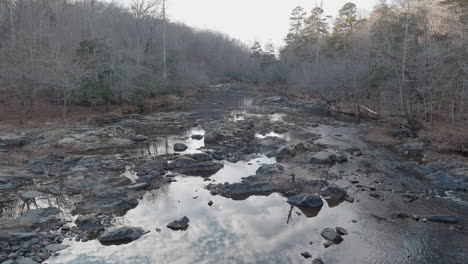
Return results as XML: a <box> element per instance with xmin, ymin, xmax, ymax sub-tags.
<box><xmin>98</xmin><ymin>227</ymin><xmax>146</xmax><ymax>245</ymax></box>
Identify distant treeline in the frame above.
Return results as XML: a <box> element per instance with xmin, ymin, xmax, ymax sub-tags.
<box><xmin>0</xmin><ymin>0</ymin><xmax>255</xmax><ymax>119</ymax></box>
<box><xmin>253</xmin><ymin>0</ymin><xmax>467</xmax><ymax>128</ymax></box>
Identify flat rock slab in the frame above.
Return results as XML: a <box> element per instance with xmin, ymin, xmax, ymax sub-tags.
<box><xmin>98</xmin><ymin>227</ymin><xmax>146</xmax><ymax>245</ymax></box>
<box><xmin>321</xmin><ymin>227</ymin><xmax>343</xmax><ymax>243</ymax></box>
<box><xmin>167</xmin><ymin>216</ymin><xmax>190</xmax><ymax>231</ymax></box>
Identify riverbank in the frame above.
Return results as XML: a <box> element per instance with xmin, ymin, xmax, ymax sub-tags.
<box><xmin>1</xmin><ymin>83</ymin><xmax>467</xmax><ymax>263</ymax></box>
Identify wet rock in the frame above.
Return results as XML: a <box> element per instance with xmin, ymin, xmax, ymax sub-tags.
<box><xmin>75</xmin><ymin>215</ymin><xmax>104</xmax><ymax>233</ymax></box>
<box><xmin>335</xmin><ymin>154</ymin><xmax>348</xmax><ymax>163</ymax></box>
<box><xmin>174</xmin><ymin>143</ymin><xmax>188</xmax><ymax>152</ymax></box>
<box><xmin>45</xmin><ymin>244</ymin><xmax>69</xmax><ymax>253</ymax></box>
<box><xmin>191</xmin><ymin>134</ymin><xmax>203</xmax><ymax>140</ymax></box>
<box><xmin>301</xmin><ymin>252</ymin><xmax>312</xmax><ymax>259</ymax></box>
<box><xmin>204</xmin><ymin>131</ymin><xmax>223</xmax><ymax>144</ymax></box>
<box><xmin>16</xmin><ymin>207</ymin><xmax>61</xmax><ymax>226</ymax></box>
<box><xmin>15</xmin><ymin>258</ymin><xmax>38</xmax><ymax>264</ymax></box>
<box><xmin>264</xmin><ymin>96</ymin><xmax>283</xmax><ymax>103</ymax></box>
<box><xmin>323</xmin><ymin>241</ymin><xmax>333</xmax><ymax>248</ymax></box>
<box><xmin>320</xmin><ymin>228</ymin><xmax>343</xmax><ymax>243</ymax></box>
<box><xmin>20</xmin><ymin>191</ymin><xmax>44</xmax><ymax>199</ymax></box>
<box><xmin>190</xmin><ymin>153</ymin><xmax>213</xmax><ymax>162</ymax></box>
<box><xmin>167</xmin><ymin>216</ymin><xmax>190</xmax><ymax>231</ymax></box>
<box><xmin>73</xmin><ymin>195</ymin><xmax>138</xmax><ymax>216</ymax></box>
<box><xmin>169</xmin><ymin>156</ymin><xmax>223</xmax><ymax>177</ymax></box>
<box><xmin>257</xmin><ymin>137</ymin><xmax>286</xmax><ymax>154</ymax></box>
<box><xmin>322</xmin><ymin>186</ymin><xmax>347</xmax><ymax>206</ymax></box>
<box><xmin>275</xmin><ymin>145</ymin><xmax>296</xmax><ymax>160</ymax></box>
<box><xmin>426</xmin><ymin>215</ymin><xmax>460</xmax><ymax>224</ymax></box>
<box><xmin>0</xmin><ymin>135</ymin><xmax>27</xmax><ymax>147</ymax></box>
<box><xmin>0</xmin><ymin>176</ymin><xmax>33</xmax><ymax>190</ymax></box>
<box><xmin>427</xmin><ymin>171</ymin><xmax>466</xmax><ymax>191</ymax></box>
<box><xmin>208</xmin><ymin>181</ymin><xmax>277</xmax><ymax>200</ymax></box>
<box><xmin>309</xmin><ymin>152</ymin><xmax>336</xmax><ymax>164</ymax></box>
<box><xmin>130</xmin><ymin>135</ymin><xmax>149</xmax><ymax>142</ymax></box>
<box><xmin>208</xmin><ymin>201</ymin><xmax>213</xmax><ymax>206</ymax></box>
<box><xmin>98</xmin><ymin>227</ymin><xmax>146</xmax><ymax>245</ymax></box>
<box><xmin>255</xmin><ymin>164</ymin><xmax>285</xmax><ymax>176</ymax></box>
<box><xmin>287</xmin><ymin>194</ymin><xmax>323</xmax><ymax>208</ymax></box>
<box><xmin>312</xmin><ymin>257</ymin><xmax>325</xmax><ymax>264</ymax></box>
<box><xmin>335</xmin><ymin>227</ymin><xmax>348</xmax><ymax>235</ymax></box>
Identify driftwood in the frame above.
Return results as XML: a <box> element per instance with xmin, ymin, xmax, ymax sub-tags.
<box><xmin>357</xmin><ymin>104</ymin><xmax>379</xmax><ymax>116</ymax></box>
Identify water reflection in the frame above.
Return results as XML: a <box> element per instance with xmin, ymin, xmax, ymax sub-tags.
<box><xmin>48</xmin><ymin>156</ymin><xmax>361</xmax><ymax>264</ymax></box>
<box><xmin>0</xmin><ymin>193</ymin><xmax>75</xmax><ymax>221</ymax></box>
<box><xmin>140</xmin><ymin>128</ymin><xmax>205</xmax><ymax>156</ymax></box>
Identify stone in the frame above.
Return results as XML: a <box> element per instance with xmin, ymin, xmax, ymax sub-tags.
<box><xmin>20</xmin><ymin>191</ymin><xmax>44</xmax><ymax>199</ymax></box>
<box><xmin>208</xmin><ymin>201</ymin><xmax>213</xmax><ymax>206</ymax></box>
<box><xmin>75</xmin><ymin>215</ymin><xmax>104</xmax><ymax>233</ymax></box>
<box><xmin>169</xmin><ymin>157</ymin><xmax>223</xmax><ymax>177</ymax></box>
<box><xmin>335</xmin><ymin>227</ymin><xmax>348</xmax><ymax>235</ymax></box>
<box><xmin>16</xmin><ymin>207</ymin><xmax>61</xmax><ymax>225</ymax></box>
<box><xmin>301</xmin><ymin>252</ymin><xmax>312</xmax><ymax>259</ymax></box>
<box><xmin>309</xmin><ymin>152</ymin><xmax>336</xmax><ymax>164</ymax></box>
<box><xmin>130</xmin><ymin>135</ymin><xmax>149</xmax><ymax>142</ymax></box>
<box><xmin>287</xmin><ymin>194</ymin><xmax>323</xmax><ymax>208</ymax></box>
<box><xmin>98</xmin><ymin>227</ymin><xmax>146</xmax><ymax>245</ymax></box>
<box><xmin>255</xmin><ymin>164</ymin><xmax>285</xmax><ymax>176</ymax></box>
<box><xmin>275</xmin><ymin>145</ymin><xmax>296</xmax><ymax>160</ymax></box>
<box><xmin>426</xmin><ymin>215</ymin><xmax>460</xmax><ymax>224</ymax></box>
<box><xmin>15</xmin><ymin>258</ymin><xmax>38</xmax><ymax>264</ymax></box>
<box><xmin>320</xmin><ymin>228</ymin><xmax>343</xmax><ymax>243</ymax></box>
<box><xmin>173</xmin><ymin>143</ymin><xmax>188</xmax><ymax>152</ymax></box>
<box><xmin>312</xmin><ymin>257</ymin><xmax>325</xmax><ymax>264</ymax></box>
<box><xmin>204</xmin><ymin>131</ymin><xmax>223</xmax><ymax>144</ymax></box>
<box><xmin>191</xmin><ymin>134</ymin><xmax>203</xmax><ymax>140</ymax></box>
<box><xmin>45</xmin><ymin>244</ymin><xmax>69</xmax><ymax>252</ymax></box>
<box><xmin>167</xmin><ymin>216</ymin><xmax>190</xmax><ymax>231</ymax></box>
<box><xmin>323</xmin><ymin>241</ymin><xmax>333</xmax><ymax>248</ymax></box>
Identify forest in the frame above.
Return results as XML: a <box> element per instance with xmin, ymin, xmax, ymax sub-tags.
<box><xmin>0</xmin><ymin>0</ymin><xmax>467</xmax><ymax>127</ymax></box>
<box><xmin>0</xmin><ymin>0</ymin><xmax>255</xmax><ymax>121</ymax></box>
<box><xmin>255</xmin><ymin>0</ymin><xmax>467</xmax><ymax>128</ymax></box>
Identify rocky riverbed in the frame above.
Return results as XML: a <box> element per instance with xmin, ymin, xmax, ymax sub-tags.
<box><xmin>1</xmin><ymin>84</ymin><xmax>467</xmax><ymax>263</ymax></box>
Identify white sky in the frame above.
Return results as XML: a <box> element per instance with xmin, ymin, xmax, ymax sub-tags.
<box><xmin>165</xmin><ymin>0</ymin><xmax>379</xmax><ymax>48</ymax></box>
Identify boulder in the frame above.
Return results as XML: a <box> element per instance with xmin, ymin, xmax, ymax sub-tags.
<box><xmin>320</xmin><ymin>227</ymin><xmax>343</xmax><ymax>243</ymax></box>
<box><xmin>255</xmin><ymin>164</ymin><xmax>285</xmax><ymax>176</ymax></box>
<box><xmin>287</xmin><ymin>194</ymin><xmax>323</xmax><ymax>208</ymax></box>
<box><xmin>75</xmin><ymin>215</ymin><xmax>104</xmax><ymax>233</ymax></box>
<box><xmin>167</xmin><ymin>216</ymin><xmax>190</xmax><ymax>231</ymax></box>
<box><xmin>335</xmin><ymin>226</ymin><xmax>348</xmax><ymax>235</ymax></box>
<box><xmin>275</xmin><ymin>145</ymin><xmax>296</xmax><ymax>160</ymax></box>
<box><xmin>191</xmin><ymin>134</ymin><xmax>204</xmax><ymax>140</ymax></box>
<box><xmin>174</xmin><ymin>143</ymin><xmax>188</xmax><ymax>152</ymax></box>
<box><xmin>309</xmin><ymin>152</ymin><xmax>336</xmax><ymax>164</ymax></box>
<box><xmin>204</xmin><ymin>131</ymin><xmax>223</xmax><ymax>144</ymax></box>
<box><xmin>98</xmin><ymin>227</ymin><xmax>146</xmax><ymax>245</ymax></box>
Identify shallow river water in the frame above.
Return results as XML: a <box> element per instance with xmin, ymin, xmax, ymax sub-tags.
<box><xmin>44</xmin><ymin>85</ymin><xmax>468</xmax><ymax>264</ymax></box>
